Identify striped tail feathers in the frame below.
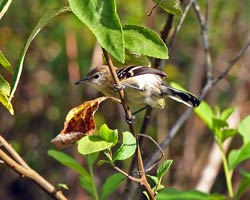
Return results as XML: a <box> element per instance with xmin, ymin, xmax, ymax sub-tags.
<box><xmin>160</xmin><ymin>85</ymin><xmax>200</xmax><ymax>107</ymax></box>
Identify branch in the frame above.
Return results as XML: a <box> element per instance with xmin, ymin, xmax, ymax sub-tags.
<box><xmin>0</xmin><ymin>135</ymin><xmax>67</xmax><ymax>200</ymax></box>
<box><xmin>145</xmin><ymin>37</ymin><xmax>250</xmax><ymax>169</ymax></box>
<box><xmin>192</xmin><ymin>0</ymin><xmax>212</xmax><ymax>80</ymax></box>
<box><xmin>101</xmin><ymin>49</ymin><xmax>156</xmax><ymax>200</ymax></box>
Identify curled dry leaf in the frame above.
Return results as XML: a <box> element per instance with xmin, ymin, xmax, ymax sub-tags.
<box><xmin>51</xmin><ymin>97</ymin><xmax>109</xmax><ymax>149</ymax></box>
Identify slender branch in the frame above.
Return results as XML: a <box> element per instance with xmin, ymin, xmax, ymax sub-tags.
<box><xmin>145</xmin><ymin>37</ymin><xmax>250</xmax><ymax>169</ymax></box>
<box><xmin>0</xmin><ymin>135</ymin><xmax>29</xmax><ymax>169</ymax></box>
<box><xmin>212</xmin><ymin>37</ymin><xmax>250</xmax><ymax>86</ymax></box>
<box><xmin>0</xmin><ymin>135</ymin><xmax>67</xmax><ymax>200</ymax></box>
<box><xmin>101</xmin><ymin>49</ymin><xmax>156</xmax><ymax>199</ymax></box>
<box><xmin>192</xmin><ymin>0</ymin><xmax>213</xmax><ymax>80</ymax></box>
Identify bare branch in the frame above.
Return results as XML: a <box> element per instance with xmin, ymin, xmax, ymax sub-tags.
<box><xmin>145</xmin><ymin>37</ymin><xmax>250</xmax><ymax>169</ymax></box>
<box><xmin>192</xmin><ymin>0</ymin><xmax>213</xmax><ymax>80</ymax></box>
<box><xmin>0</xmin><ymin>135</ymin><xmax>67</xmax><ymax>200</ymax></box>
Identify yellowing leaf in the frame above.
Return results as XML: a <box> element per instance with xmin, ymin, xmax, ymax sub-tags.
<box><xmin>51</xmin><ymin>97</ymin><xmax>108</xmax><ymax>149</ymax></box>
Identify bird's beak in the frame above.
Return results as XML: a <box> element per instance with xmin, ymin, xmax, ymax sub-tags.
<box><xmin>75</xmin><ymin>77</ymin><xmax>90</xmax><ymax>85</ymax></box>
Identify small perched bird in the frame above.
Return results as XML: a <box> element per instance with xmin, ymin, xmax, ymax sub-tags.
<box><xmin>75</xmin><ymin>65</ymin><xmax>200</xmax><ymax>109</ymax></box>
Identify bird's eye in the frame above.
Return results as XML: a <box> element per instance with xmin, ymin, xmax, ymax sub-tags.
<box><xmin>93</xmin><ymin>73</ymin><xmax>100</xmax><ymax>79</ymax></box>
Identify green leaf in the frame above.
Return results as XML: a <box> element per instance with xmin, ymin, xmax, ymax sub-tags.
<box><xmin>78</xmin><ymin>135</ymin><xmax>113</xmax><ymax>155</ymax></box>
<box><xmin>238</xmin><ymin>115</ymin><xmax>250</xmax><ymax>145</ymax></box>
<box><xmin>85</xmin><ymin>152</ymin><xmax>99</xmax><ymax>168</ymax></box>
<box><xmin>0</xmin><ymin>0</ymin><xmax>12</xmax><ymax>20</ymax></box>
<box><xmin>195</xmin><ymin>101</ymin><xmax>214</xmax><ymax>129</ymax></box>
<box><xmin>152</xmin><ymin>0</ymin><xmax>183</xmax><ymax>16</ymax></box>
<box><xmin>99</xmin><ymin>124</ymin><xmax>118</xmax><ymax>144</ymax></box>
<box><xmin>113</xmin><ymin>131</ymin><xmax>136</xmax><ymax>161</ymax></box>
<box><xmin>100</xmin><ymin>173</ymin><xmax>126</xmax><ymax>200</ymax></box>
<box><xmin>8</xmin><ymin>7</ymin><xmax>71</xmax><ymax>105</ymax></box>
<box><xmin>48</xmin><ymin>150</ymin><xmax>90</xmax><ymax>178</ymax></box>
<box><xmin>236</xmin><ymin>170</ymin><xmax>250</xmax><ymax>199</ymax></box>
<box><xmin>57</xmin><ymin>183</ymin><xmax>69</xmax><ymax>190</ymax></box>
<box><xmin>0</xmin><ymin>74</ymin><xmax>11</xmax><ymax>96</ymax></box>
<box><xmin>68</xmin><ymin>0</ymin><xmax>124</xmax><ymax>63</ymax></box>
<box><xmin>220</xmin><ymin>129</ymin><xmax>237</xmax><ymax>143</ymax></box>
<box><xmin>0</xmin><ymin>91</ymin><xmax>14</xmax><ymax>115</ymax></box>
<box><xmin>221</xmin><ymin>107</ymin><xmax>235</xmax><ymax>121</ymax></box>
<box><xmin>123</xmin><ymin>25</ymin><xmax>168</xmax><ymax>59</ymax></box>
<box><xmin>212</xmin><ymin>118</ymin><xmax>228</xmax><ymax>129</ymax></box>
<box><xmin>147</xmin><ymin>175</ymin><xmax>159</xmax><ymax>185</ymax></box>
<box><xmin>156</xmin><ymin>188</ymin><xmax>226</xmax><ymax>200</ymax></box>
<box><xmin>0</xmin><ymin>51</ymin><xmax>13</xmax><ymax>74</ymax></box>
<box><xmin>0</xmin><ymin>75</ymin><xmax>14</xmax><ymax>115</ymax></box>
<box><xmin>228</xmin><ymin>142</ymin><xmax>250</xmax><ymax>170</ymax></box>
<box><xmin>157</xmin><ymin>160</ymin><xmax>173</xmax><ymax>181</ymax></box>
<box><xmin>79</xmin><ymin>176</ymin><xmax>95</xmax><ymax>196</ymax></box>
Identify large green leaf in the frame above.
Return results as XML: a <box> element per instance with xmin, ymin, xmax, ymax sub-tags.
<box><xmin>8</xmin><ymin>7</ymin><xmax>71</xmax><ymax>105</ymax></box>
<box><xmin>68</xmin><ymin>0</ymin><xmax>124</xmax><ymax>63</ymax></box>
<box><xmin>238</xmin><ymin>115</ymin><xmax>250</xmax><ymax>145</ymax></box>
<box><xmin>195</xmin><ymin>101</ymin><xmax>214</xmax><ymax>129</ymax></box>
<box><xmin>152</xmin><ymin>0</ymin><xmax>182</xmax><ymax>16</ymax></box>
<box><xmin>123</xmin><ymin>25</ymin><xmax>168</xmax><ymax>59</ymax></box>
<box><xmin>0</xmin><ymin>51</ymin><xmax>13</xmax><ymax>74</ymax></box>
<box><xmin>78</xmin><ymin>135</ymin><xmax>113</xmax><ymax>155</ymax></box>
<box><xmin>0</xmin><ymin>0</ymin><xmax>12</xmax><ymax>20</ymax></box>
<box><xmin>221</xmin><ymin>107</ymin><xmax>235</xmax><ymax>121</ymax></box>
<box><xmin>100</xmin><ymin>173</ymin><xmax>126</xmax><ymax>200</ymax></box>
<box><xmin>47</xmin><ymin>150</ymin><xmax>90</xmax><ymax>178</ymax></box>
<box><xmin>156</xmin><ymin>188</ymin><xmax>226</xmax><ymax>200</ymax></box>
<box><xmin>228</xmin><ymin>142</ymin><xmax>250</xmax><ymax>170</ymax></box>
<box><xmin>113</xmin><ymin>131</ymin><xmax>136</xmax><ymax>161</ymax></box>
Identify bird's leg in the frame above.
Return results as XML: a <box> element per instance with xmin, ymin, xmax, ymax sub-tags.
<box><xmin>132</xmin><ymin>105</ymin><xmax>151</xmax><ymax>115</ymax></box>
<box><xmin>121</xmin><ymin>83</ymin><xmax>145</xmax><ymax>91</ymax></box>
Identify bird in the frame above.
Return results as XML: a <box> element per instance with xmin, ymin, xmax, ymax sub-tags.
<box><xmin>75</xmin><ymin>65</ymin><xmax>200</xmax><ymax>109</ymax></box>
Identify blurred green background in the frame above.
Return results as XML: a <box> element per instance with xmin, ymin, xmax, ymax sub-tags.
<box><xmin>0</xmin><ymin>0</ymin><xmax>250</xmax><ymax>199</ymax></box>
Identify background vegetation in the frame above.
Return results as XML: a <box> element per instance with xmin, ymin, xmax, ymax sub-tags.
<box><xmin>0</xmin><ymin>0</ymin><xmax>250</xmax><ymax>199</ymax></box>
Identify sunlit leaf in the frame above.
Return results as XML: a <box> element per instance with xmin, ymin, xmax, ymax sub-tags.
<box><xmin>228</xmin><ymin>142</ymin><xmax>250</xmax><ymax>170</ymax></box>
<box><xmin>0</xmin><ymin>51</ymin><xmax>13</xmax><ymax>74</ymax></box>
<box><xmin>100</xmin><ymin>173</ymin><xmax>126</xmax><ymax>200</ymax></box>
<box><xmin>99</xmin><ymin>124</ymin><xmax>118</xmax><ymax>144</ymax></box>
<box><xmin>124</xmin><ymin>25</ymin><xmax>168</xmax><ymax>59</ymax></box>
<box><xmin>113</xmin><ymin>131</ymin><xmax>136</xmax><ymax>161</ymax></box>
<box><xmin>68</xmin><ymin>0</ymin><xmax>124</xmax><ymax>62</ymax></box>
<box><xmin>238</xmin><ymin>115</ymin><xmax>250</xmax><ymax>145</ymax></box>
<box><xmin>8</xmin><ymin>7</ymin><xmax>71</xmax><ymax>105</ymax></box>
<box><xmin>195</xmin><ymin>101</ymin><xmax>214</xmax><ymax>129</ymax></box>
<box><xmin>157</xmin><ymin>160</ymin><xmax>173</xmax><ymax>181</ymax></box>
<box><xmin>0</xmin><ymin>75</ymin><xmax>14</xmax><ymax>115</ymax></box>
<box><xmin>78</xmin><ymin>135</ymin><xmax>113</xmax><ymax>155</ymax></box>
<box><xmin>57</xmin><ymin>183</ymin><xmax>69</xmax><ymax>190</ymax></box>
<box><xmin>0</xmin><ymin>0</ymin><xmax>12</xmax><ymax>20</ymax></box>
<box><xmin>51</xmin><ymin>97</ymin><xmax>109</xmax><ymax>149</ymax></box>
<box><xmin>220</xmin><ymin>129</ymin><xmax>237</xmax><ymax>143</ymax></box>
<box><xmin>152</xmin><ymin>0</ymin><xmax>183</xmax><ymax>16</ymax></box>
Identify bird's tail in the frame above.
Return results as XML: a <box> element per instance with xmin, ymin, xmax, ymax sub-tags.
<box><xmin>160</xmin><ymin>85</ymin><xmax>200</xmax><ymax>107</ymax></box>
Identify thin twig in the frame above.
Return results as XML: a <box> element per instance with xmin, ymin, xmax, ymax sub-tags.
<box><xmin>145</xmin><ymin>37</ymin><xmax>250</xmax><ymax>169</ymax></box>
<box><xmin>0</xmin><ymin>135</ymin><xmax>67</xmax><ymax>200</ymax></box>
<box><xmin>0</xmin><ymin>135</ymin><xmax>30</xmax><ymax>169</ymax></box>
<box><xmin>192</xmin><ymin>0</ymin><xmax>213</xmax><ymax>80</ymax></box>
<box><xmin>101</xmin><ymin>49</ymin><xmax>156</xmax><ymax>199</ymax></box>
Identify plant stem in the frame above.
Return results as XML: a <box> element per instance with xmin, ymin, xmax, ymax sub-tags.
<box><xmin>88</xmin><ymin>165</ymin><xmax>99</xmax><ymax>200</ymax></box>
<box><xmin>217</xmin><ymin>140</ymin><xmax>234</xmax><ymax>198</ymax></box>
